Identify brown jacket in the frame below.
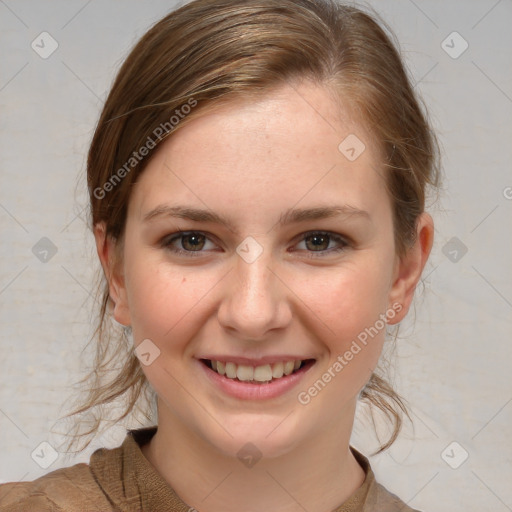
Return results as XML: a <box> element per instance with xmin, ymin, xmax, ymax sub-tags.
<box><xmin>0</xmin><ymin>427</ymin><xmax>420</xmax><ymax>511</ymax></box>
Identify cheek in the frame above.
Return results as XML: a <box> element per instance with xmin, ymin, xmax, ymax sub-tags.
<box><xmin>123</xmin><ymin>245</ymin><xmax>229</xmax><ymax>371</ymax></box>
<box><xmin>303</xmin><ymin>261</ymin><xmax>392</xmax><ymax>339</ymax></box>
<box><xmin>297</xmin><ymin>259</ymin><xmax>393</xmax><ymax>386</ymax></box>
<box><xmin>126</xmin><ymin>262</ymin><xmax>203</xmax><ymax>341</ymax></box>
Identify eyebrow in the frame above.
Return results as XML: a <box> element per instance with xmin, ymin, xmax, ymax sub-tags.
<box><xmin>143</xmin><ymin>203</ymin><xmax>370</xmax><ymax>233</ymax></box>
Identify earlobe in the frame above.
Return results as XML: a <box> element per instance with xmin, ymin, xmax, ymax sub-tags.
<box><xmin>93</xmin><ymin>222</ymin><xmax>131</xmax><ymax>326</ymax></box>
<box><xmin>387</xmin><ymin>213</ymin><xmax>434</xmax><ymax>325</ymax></box>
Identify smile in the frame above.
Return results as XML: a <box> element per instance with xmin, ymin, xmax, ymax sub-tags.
<box><xmin>202</xmin><ymin>359</ymin><xmax>314</xmax><ymax>382</ymax></box>
<box><xmin>200</xmin><ymin>358</ymin><xmax>316</xmax><ymax>384</ymax></box>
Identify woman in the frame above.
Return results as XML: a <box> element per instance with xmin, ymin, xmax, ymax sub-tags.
<box><xmin>0</xmin><ymin>0</ymin><xmax>439</xmax><ymax>510</ymax></box>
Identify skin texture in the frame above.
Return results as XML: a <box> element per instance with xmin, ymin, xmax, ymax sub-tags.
<box><xmin>95</xmin><ymin>81</ymin><xmax>434</xmax><ymax>512</ymax></box>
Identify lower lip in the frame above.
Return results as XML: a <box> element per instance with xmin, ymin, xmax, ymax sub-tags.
<box><xmin>197</xmin><ymin>359</ymin><xmax>315</xmax><ymax>400</ymax></box>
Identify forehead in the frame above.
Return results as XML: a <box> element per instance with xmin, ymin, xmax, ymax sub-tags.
<box><xmin>130</xmin><ymin>81</ymin><xmax>389</xmax><ymax>224</ymax></box>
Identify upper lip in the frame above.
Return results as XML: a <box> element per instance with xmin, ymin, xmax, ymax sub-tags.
<box><xmin>197</xmin><ymin>355</ymin><xmax>315</xmax><ymax>366</ymax></box>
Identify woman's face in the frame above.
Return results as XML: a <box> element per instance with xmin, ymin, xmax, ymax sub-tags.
<box><xmin>105</xmin><ymin>81</ymin><xmax>422</xmax><ymax>459</ymax></box>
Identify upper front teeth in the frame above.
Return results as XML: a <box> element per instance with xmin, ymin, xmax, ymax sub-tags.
<box><xmin>211</xmin><ymin>360</ymin><xmax>302</xmax><ymax>382</ymax></box>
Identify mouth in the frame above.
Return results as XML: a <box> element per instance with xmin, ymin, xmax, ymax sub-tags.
<box><xmin>200</xmin><ymin>358</ymin><xmax>316</xmax><ymax>384</ymax></box>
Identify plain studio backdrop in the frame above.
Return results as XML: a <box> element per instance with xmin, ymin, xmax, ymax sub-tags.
<box><xmin>0</xmin><ymin>1</ymin><xmax>511</xmax><ymax>511</ymax></box>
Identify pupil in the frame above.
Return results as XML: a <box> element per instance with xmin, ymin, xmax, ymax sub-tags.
<box><xmin>184</xmin><ymin>234</ymin><xmax>204</xmax><ymax>250</ymax></box>
<box><xmin>309</xmin><ymin>234</ymin><xmax>327</xmax><ymax>250</ymax></box>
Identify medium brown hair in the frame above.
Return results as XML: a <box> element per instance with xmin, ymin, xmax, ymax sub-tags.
<box><xmin>62</xmin><ymin>0</ymin><xmax>440</xmax><ymax>454</ymax></box>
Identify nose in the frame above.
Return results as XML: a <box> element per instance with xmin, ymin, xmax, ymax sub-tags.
<box><xmin>216</xmin><ymin>248</ymin><xmax>292</xmax><ymax>341</ymax></box>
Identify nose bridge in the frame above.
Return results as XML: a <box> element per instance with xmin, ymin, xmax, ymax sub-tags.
<box><xmin>237</xmin><ymin>251</ymin><xmax>274</xmax><ymax>308</ymax></box>
<box><xmin>217</xmin><ymin>243</ymin><xmax>290</xmax><ymax>338</ymax></box>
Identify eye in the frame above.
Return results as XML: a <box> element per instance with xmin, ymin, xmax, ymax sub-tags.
<box><xmin>161</xmin><ymin>230</ymin><xmax>349</xmax><ymax>258</ymax></box>
<box><xmin>293</xmin><ymin>231</ymin><xmax>349</xmax><ymax>258</ymax></box>
<box><xmin>161</xmin><ymin>231</ymin><xmax>217</xmax><ymax>257</ymax></box>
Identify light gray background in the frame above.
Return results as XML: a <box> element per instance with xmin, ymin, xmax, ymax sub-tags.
<box><xmin>1</xmin><ymin>1</ymin><xmax>511</xmax><ymax>510</ymax></box>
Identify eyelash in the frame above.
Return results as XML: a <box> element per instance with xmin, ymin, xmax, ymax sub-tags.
<box><xmin>160</xmin><ymin>230</ymin><xmax>350</xmax><ymax>259</ymax></box>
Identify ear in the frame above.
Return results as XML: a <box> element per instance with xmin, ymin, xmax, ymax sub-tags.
<box><xmin>387</xmin><ymin>212</ymin><xmax>434</xmax><ymax>324</ymax></box>
<box><xmin>93</xmin><ymin>222</ymin><xmax>131</xmax><ymax>326</ymax></box>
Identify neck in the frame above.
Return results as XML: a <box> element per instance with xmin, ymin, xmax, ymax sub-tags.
<box><xmin>141</xmin><ymin>400</ymin><xmax>365</xmax><ymax>512</ymax></box>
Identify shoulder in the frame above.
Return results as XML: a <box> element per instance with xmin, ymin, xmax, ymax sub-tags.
<box><xmin>0</xmin><ymin>428</ymin><xmax>155</xmax><ymax>512</ymax></box>
<box><xmin>0</xmin><ymin>462</ymin><xmax>113</xmax><ymax>512</ymax></box>
<box><xmin>365</xmin><ymin>480</ymin><xmax>422</xmax><ymax>512</ymax></box>
<box><xmin>349</xmin><ymin>447</ymin><xmax>422</xmax><ymax>512</ymax></box>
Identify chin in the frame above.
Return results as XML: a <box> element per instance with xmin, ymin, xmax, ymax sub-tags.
<box><xmin>199</xmin><ymin>414</ymin><xmax>306</xmax><ymax>462</ymax></box>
